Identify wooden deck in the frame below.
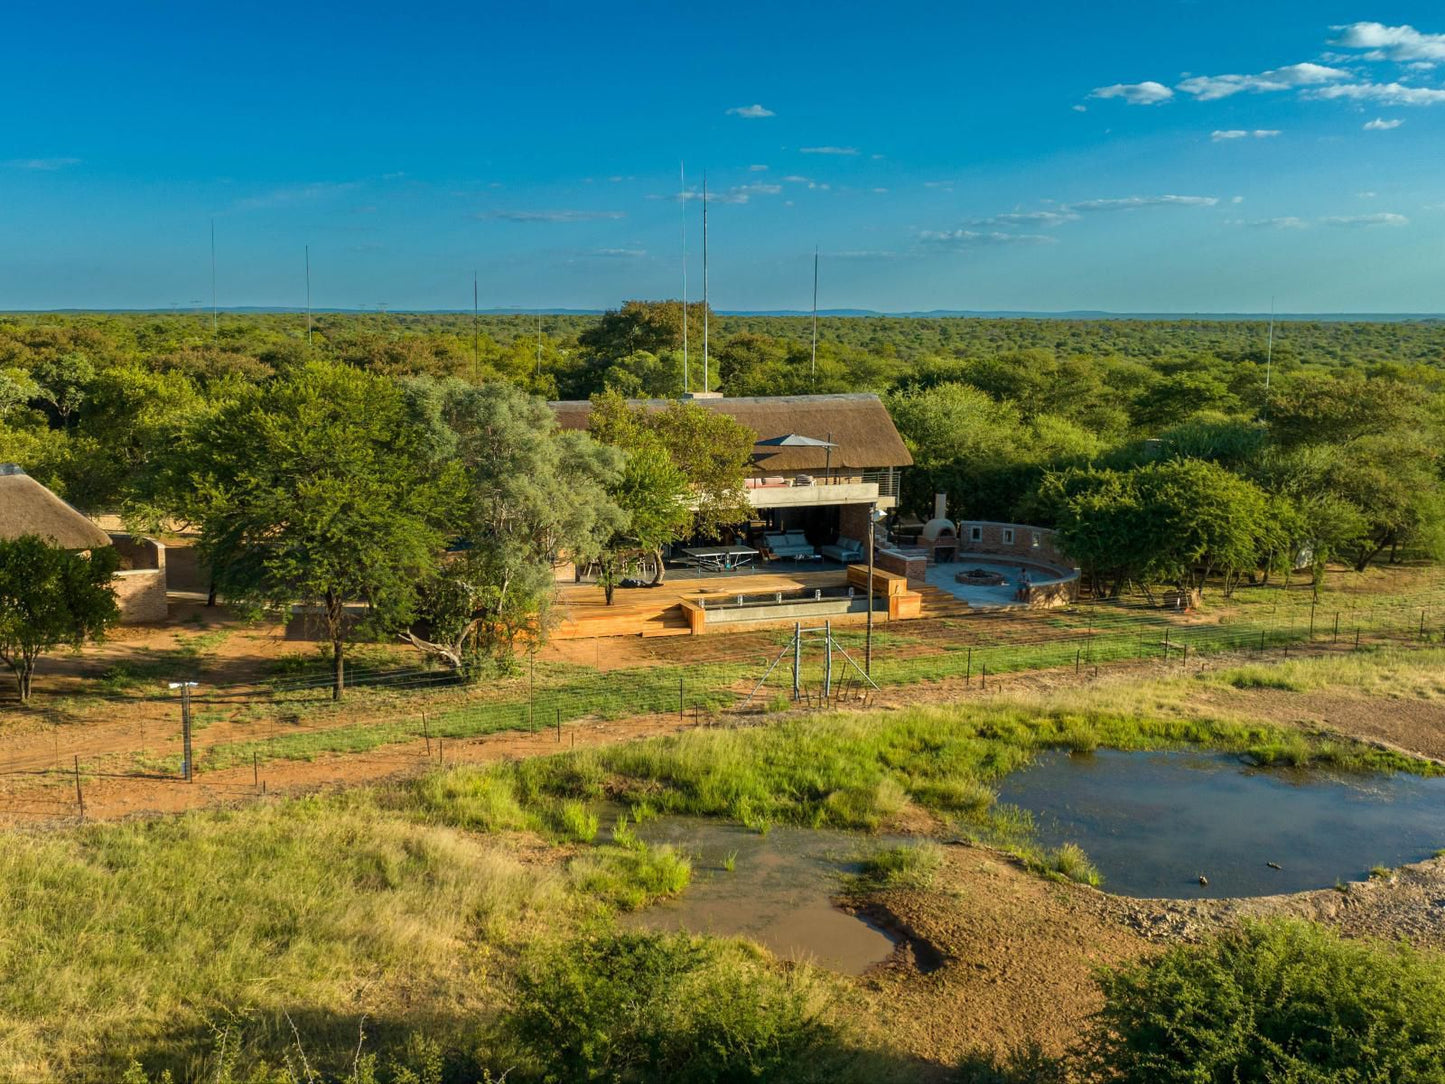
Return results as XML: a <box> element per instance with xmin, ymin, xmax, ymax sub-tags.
<box><xmin>553</xmin><ymin>569</ymin><xmax>851</xmax><ymax>640</ymax></box>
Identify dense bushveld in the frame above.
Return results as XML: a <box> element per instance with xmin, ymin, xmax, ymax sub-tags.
<box><xmin>2</xmin><ymin>310</ymin><xmax>1441</xmax><ymax>569</ymax></box>
<box><xmin>3</xmin><ymin>697</ymin><xmax>1437</xmax><ymax>1081</ymax></box>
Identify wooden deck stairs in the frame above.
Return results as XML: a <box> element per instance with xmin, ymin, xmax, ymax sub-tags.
<box><xmin>912</xmin><ymin>582</ymin><xmax>973</xmax><ymax>620</ymax></box>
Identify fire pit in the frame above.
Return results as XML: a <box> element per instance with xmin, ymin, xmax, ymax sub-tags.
<box><xmin>956</xmin><ymin>567</ymin><xmax>1007</xmax><ymax>587</ymax></box>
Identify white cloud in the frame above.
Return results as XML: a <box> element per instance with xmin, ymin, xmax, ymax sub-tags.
<box><xmin>725</xmin><ymin>104</ymin><xmax>775</xmax><ymax>118</ymax></box>
<box><xmin>1072</xmin><ymin>104</ymin><xmax>1088</xmax><ymax>113</ymax></box>
<box><xmin>869</xmin><ymin>187</ymin><xmax>889</xmax><ymax>193</ymax></box>
<box><xmin>4</xmin><ymin>156</ymin><xmax>81</xmax><ymax>170</ymax></box>
<box><xmin>922</xmin><ymin>180</ymin><xmax>955</xmax><ymax>190</ymax></box>
<box><xmin>1212</xmin><ymin>129</ymin><xmax>1281</xmax><ymax>140</ymax></box>
<box><xmin>1357</xmin><ymin>191</ymin><xmax>1378</xmax><ymax>199</ymax></box>
<box><xmin>800</xmin><ymin>146</ymin><xmax>859</xmax><ymax>155</ymax></box>
<box><xmin>1309</xmin><ymin>82</ymin><xmax>1445</xmax><ymax>105</ymax></box>
<box><xmin>590</xmin><ymin>248</ymin><xmax>647</xmax><ymax>258</ymax></box>
<box><xmin>1364</xmin><ymin>117</ymin><xmax>1405</xmax><ymax>130</ymax></box>
<box><xmin>1321</xmin><ymin>212</ymin><xmax>1408</xmax><ymax>227</ymax></box>
<box><xmin>1332</xmin><ymin>22</ymin><xmax>1445</xmax><ymax>64</ymax></box>
<box><xmin>969</xmin><ymin>210</ymin><xmax>1079</xmax><ymax>227</ymax></box>
<box><xmin>1231</xmin><ymin>196</ymin><xmax>1245</xmax><ymax>204</ymax></box>
<box><xmin>234</xmin><ymin>181</ymin><xmax>359</xmax><ymax>210</ymax></box>
<box><xmin>748</xmin><ymin>164</ymin><xmax>769</xmax><ymax>171</ymax></box>
<box><xmin>1089</xmin><ymin>80</ymin><xmax>1174</xmax><ymax>105</ymax></box>
<box><xmin>831</xmin><ymin>249</ymin><xmax>899</xmax><ymax>260</ymax></box>
<box><xmin>780</xmin><ymin>175</ymin><xmax>811</xmax><ymax>184</ymax></box>
<box><xmin>1238</xmin><ymin>216</ymin><xmax>1310</xmax><ymax>229</ymax></box>
<box><xmin>1065</xmin><ymin>194</ymin><xmax>1218</xmax><ymax>212</ymax></box>
<box><xmin>489</xmin><ymin>209</ymin><xmax>626</xmax><ymax>222</ymax></box>
<box><xmin>1178</xmin><ymin>62</ymin><xmax>1349</xmax><ymax>101</ymax></box>
<box><xmin>919</xmin><ymin>229</ymin><xmax>1056</xmax><ymax>247</ymax></box>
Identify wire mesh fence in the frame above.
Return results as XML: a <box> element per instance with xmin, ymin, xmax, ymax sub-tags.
<box><xmin>2</xmin><ymin>587</ymin><xmax>1441</xmax><ymax>822</ymax></box>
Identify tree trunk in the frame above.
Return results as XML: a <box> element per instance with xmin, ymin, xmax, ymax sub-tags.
<box><xmin>14</xmin><ymin>663</ymin><xmax>31</xmax><ymax>704</ymax></box>
<box><xmin>325</xmin><ymin>588</ymin><xmax>345</xmax><ymax>701</ymax></box>
<box><xmin>206</xmin><ymin>579</ymin><xmax>218</xmax><ymax>608</ymax></box>
<box><xmin>332</xmin><ymin>638</ymin><xmax>345</xmax><ymax>701</ymax></box>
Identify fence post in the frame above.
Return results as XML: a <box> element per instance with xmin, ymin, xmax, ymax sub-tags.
<box><xmin>1163</xmin><ymin>630</ymin><xmax>1170</xmax><ymax>661</ymax></box>
<box><xmin>1075</xmin><ymin>647</ymin><xmax>1080</xmax><ymax>674</ymax></box>
<box><xmin>423</xmin><ymin>713</ymin><xmax>431</xmax><ymax>757</ymax></box>
<box><xmin>73</xmin><ymin>756</ymin><xmax>84</xmax><ymax>823</ymax></box>
<box><xmin>1421</xmin><ymin>610</ymin><xmax>1427</xmax><ymax>643</ymax></box>
<box><xmin>181</xmin><ymin>683</ymin><xmax>193</xmax><ymax>783</ymax></box>
<box><xmin>1333</xmin><ymin>613</ymin><xmax>1339</xmax><ymax>644</ymax></box>
<box><xmin>792</xmin><ymin>622</ymin><xmax>802</xmax><ymax>701</ymax></box>
<box><xmin>1309</xmin><ymin>603</ymin><xmax>1316</xmax><ymax>641</ymax></box>
<box><xmin>966</xmin><ymin>646</ymin><xmax>972</xmax><ymax>686</ymax></box>
<box><xmin>253</xmin><ymin>752</ymin><xmax>259</xmax><ymax>790</ymax></box>
<box><xmin>679</xmin><ymin>675</ymin><xmax>685</xmax><ymax>719</ymax></box>
<box><xmin>557</xmin><ymin>706</ymin><xmax>562</xmax><ymax>744</ymax></box>
<box><xmin>981</xmin><ymin>663</ymin><xmax>987</xmax><ymax>691</ymax></box>
<box><xmin>1182</xmin><ymin>643</ymin><xmax>1188</xmax><ymax>667</ymax></box>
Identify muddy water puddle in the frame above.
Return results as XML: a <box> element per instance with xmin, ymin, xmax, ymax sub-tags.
<box><xmin>998</xmin><ymin>750</ymin><xmax>1445</xmax><ymax>898</ymax></box>
<box><xmin>623</xmin><ymin>818</ymin><xmax>901</xmax><ymax>975</ymax></box>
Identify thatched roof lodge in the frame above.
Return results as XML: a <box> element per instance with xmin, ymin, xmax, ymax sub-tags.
<box><xmin>0</xmin><ymin>464</ymin><xmax>168</xmax><ymax>623</ymax></box>
<box><xmin>0</xmin><ymin>464</ymin><xmax>112</xmax><ymax>550</ymax></box>
<box><xmin>549</xmin><ymin>393</ymin><xmax>912</xmax><ymax>474</ymax></box>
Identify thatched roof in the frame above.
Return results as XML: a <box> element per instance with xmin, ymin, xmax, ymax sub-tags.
<box><xmin>550</xmin><ymin>394</ymin><xmax>913</xmax><ymax>471</ymax></box>
<box><xmin>0</xmin><ymin>465</ymin><xmax>113</xmax><ymax>550</ymax></box>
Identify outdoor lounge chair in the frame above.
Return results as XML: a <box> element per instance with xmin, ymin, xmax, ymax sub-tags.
<box><xmin>763</xmin><ymin>531</ymin><xmax>818</xmax><ymax>561</ymax></box>
<box><xmin>820</xmin><ymin>535</ymin><xmax>865</xmax><ymax>563</ymax></box>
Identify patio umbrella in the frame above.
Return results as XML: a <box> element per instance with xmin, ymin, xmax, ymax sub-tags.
<box><xmin>753</xmin><ymin>433</ymin><xmax>838</xmax><ymax>480</ymax></box>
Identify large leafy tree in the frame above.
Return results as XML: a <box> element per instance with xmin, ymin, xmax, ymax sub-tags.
<box><xmin>192</xmin><ymin>361</ymin><xmax>462</xmax><ymax>699</ymax></box>
<box><xmin>406</xmin><ymin>381</ymin><xmax>624</xmax><ymax>667</ymax></box>
<box><xmin>1046</xmin><ymin>459</ymin><xmax>1278</xmax><ymax>600</ymax></box>
<box><xmin>588</xmin><ymin>391</ymin><xmax>755</xmax><ymax>569</ymax></box>
<box><xmin>0</xmin><ymin>536</ymin><xmax>119</xmax><ymax>703</ymax></box>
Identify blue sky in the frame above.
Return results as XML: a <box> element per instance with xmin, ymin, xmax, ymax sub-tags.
<box><xmin>2</xmin><ymin>2</ymin><xmax>1443</xmax><ymax>313</ymax></box>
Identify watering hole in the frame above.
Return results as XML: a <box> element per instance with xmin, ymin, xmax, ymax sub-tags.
<box><xmin>619</xmin><ymin>751</ymin><xmax>1445</xmax><ymax>972</ymax></box>
<box><xmin>997</xmin><ymin>749</ymin><xmax>1445</xmax><ymax>898</ymax></box>
<box><xmin>623</xmin><ymin>818</ymin><xmax>905</xmax><ymax>975</ymax></box>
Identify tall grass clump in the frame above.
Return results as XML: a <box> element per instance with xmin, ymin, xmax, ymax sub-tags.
<box><xmin>0</xmin><ymin>793</ymin><xmax>561</xmax><ymax>1080</ymax></box>
<box><xmin>847</xmin><ymin>843</ymin><xmax>944</xmax><ymax>893</ymax></box>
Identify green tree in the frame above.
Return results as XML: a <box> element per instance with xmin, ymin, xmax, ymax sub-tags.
<box><xmin>192</xmin><ymin>362</ymin><xmax>461</xmax><ymax>699</ymax></box>
<box><xmin>588</xmin><ymin>391</ymin><xmax>755</xmax><ymax>551</ymax></box>
<box><xmin>412</xmin><ymin>382</ymin><xmax>623</xmax><ymax>665</ymax></box>
<box><xmin>0</xmin><ymin>536</ymin><xmax>119</xmax><ymax>703</ymax></box>
<box><xmin>596</xmin><ymin>436</ymin><xmax>692</xmax><ymax>604</ymax></box>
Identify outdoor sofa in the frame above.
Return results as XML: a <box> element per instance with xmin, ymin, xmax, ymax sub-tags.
<box><xmin>763</xmin><ymin>531</ymin><xmax>819</xmax><ymax>561</ymax></box>
<box><xmin>820</xmin><ymin>535</ymin><xmax>865</xmax><ymax>563</ymax></box>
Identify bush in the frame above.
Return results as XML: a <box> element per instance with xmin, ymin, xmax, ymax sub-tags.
<box><xmin>1086</xmin><ymin>919</ymin><xmax>1445</xmax><ymax>1082</ymax></box>
<box><xmin>506</xmin><ymin>932</ymin><xmax>834</xmax><ymax>1083</ymax></box>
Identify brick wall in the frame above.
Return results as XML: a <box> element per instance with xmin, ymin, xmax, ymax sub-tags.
<box><xmin>957</xmin><ymin>521</ymin><xmax>1070</xmax><ymax>566</ymax></box>
<box><xmin>113</xmin><ymin>569</ymin><xmax>168</xmax><ymax>623</ymax></box>
<box><xmin>107</xmin><ymin>535</ymin><xmax>168</xmax><ymax>623</ymax></box>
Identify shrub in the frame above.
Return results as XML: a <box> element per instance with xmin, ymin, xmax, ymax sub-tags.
<box><xmin>506</xmin><ymin>932</ymin><xmax>833</xmax><ymax>1083</ymax></box>
<box><xmin>1086</xmin><ymin>919</ymin><xmax>1445</xmax><ymax>1082</ymax></box>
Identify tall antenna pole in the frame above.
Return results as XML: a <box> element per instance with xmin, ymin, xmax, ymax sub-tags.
<box><xmin>1264</xmin><ymin>295</ymin><xmax>1275</xmax><ymax>394</ymax></box>
<box><xmin>811</xmin><ymin>246</ymin><xmax>819</xmax><ymax>381</ymax></box>
<box><xmin>680</xmin><ymin>161</ymin><xmax>689</xmax><ymax>395</ymax></box>
<box><xmin>472</xmin><ymin>271</ymin><xmax>479</xmax><ymax>382</ymax></box>
<box><xmin>702</xmin><ymin>171</ymin><xmax>709</xmax><ymax>393</ymax></box>
<box><xmin>305</xmin><ymin>245</ymin><xmax>312</xmax><ymax>345</ymax></box>
<box><xmin>210</xmin><ymin>219</ymin><xmax>217</xmax><ymax>335</ymax></box>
